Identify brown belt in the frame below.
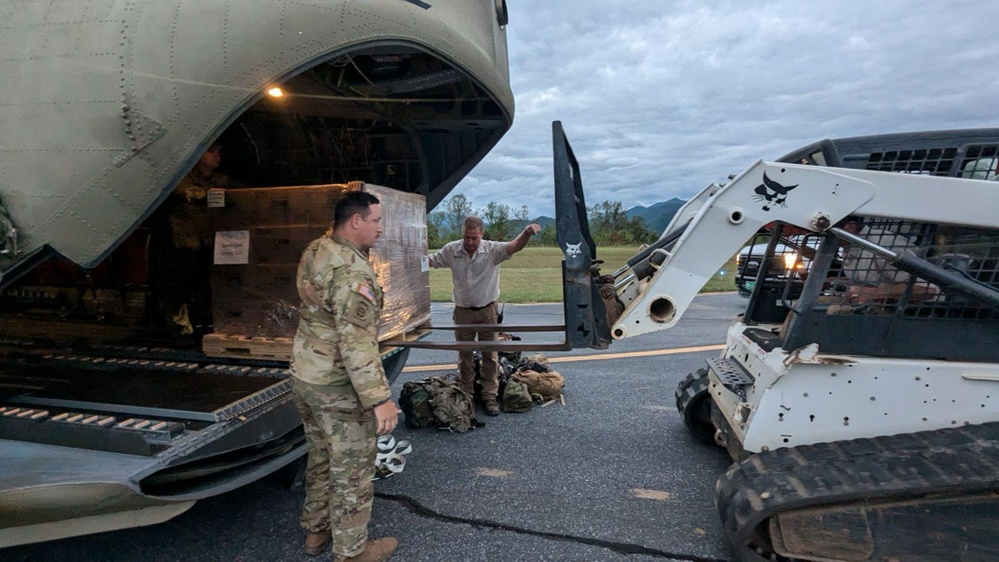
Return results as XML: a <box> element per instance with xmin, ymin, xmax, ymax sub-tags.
<box><xmin>459</xmin><ymin>301</ymin><xmax>495</xmax><ymax>312</ymax></box>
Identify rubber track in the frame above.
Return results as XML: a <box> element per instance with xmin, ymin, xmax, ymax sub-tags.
<box><xmin>715</xmin><ymin>421</ymin><xmax>999</xmax><ymax>560</ymax></box>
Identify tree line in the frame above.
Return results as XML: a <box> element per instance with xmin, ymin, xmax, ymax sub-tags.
<box><xmin>428</xmin><ymin>195</ymin><xmax>658</xmax><ymax>248</ymax></box>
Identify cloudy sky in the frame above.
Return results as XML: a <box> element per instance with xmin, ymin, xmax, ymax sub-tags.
<box><xmin>451</xmin><ymin>0</ymin><xmax>999</xmax><ymax>219</ymax></box>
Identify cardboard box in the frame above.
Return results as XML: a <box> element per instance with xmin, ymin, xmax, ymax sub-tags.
<box><xmin>253</xmin><ymin>188</ymin><xmax>311</xmax><ymax>227</ymax></box>
<box><xmin>211</xmin><ymin>189</ymin><xmax>256</xmax><ymax>230</ymax></box>
<box><xmin>208</xmin><ymin>183</ymin><xmax>430</xmax><ymax>343</ymax></box>
<box><xmin>212</xmin><ymin>299</ymin><xmax>265</xmax><ymax>334</ymax></box>
<box><xmin>251</xmin><ymin>227</ymin><xmax>322</xmax><ymax>266</ymax></box>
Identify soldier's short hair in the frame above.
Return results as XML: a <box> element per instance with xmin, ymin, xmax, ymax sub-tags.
<box><xmin>463</xmin><ymin>216</ymin><xmax>484</xmax><ymax>233</ymax></box>
<box><xmin>334</xmin><ymin>191</ymin><xmax>380</xmax><ymax>229</ymax></box>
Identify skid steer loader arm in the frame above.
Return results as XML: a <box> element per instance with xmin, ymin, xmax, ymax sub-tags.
<box><xmin>613</xmin><ymin>161</ymin><xmax>999</xmax><ymax>340</ymax></box>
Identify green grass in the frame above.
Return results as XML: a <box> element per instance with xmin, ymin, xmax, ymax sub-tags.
<box><xmin>430</xmin><ymin>246</ymin><xmax>737</xmax><ymax>303</ymax></box>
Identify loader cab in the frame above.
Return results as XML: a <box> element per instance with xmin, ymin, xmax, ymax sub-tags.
<box><xmin>751</xmin><ymin>219</ymin><xmax>998</xmax><ymax>361</ymax></box>
<box><xmin>736</xmin><ymin>227</ymin><xmax>841</xmax><ymax>320</ymax></box>
<box><xmin>741</xmin><ymin>130</ymin><xmax>999</xmax><ymax>343</ymax></box>
<box><xmin>776</xmin><ymin>138</ymin><xmax>841</xmax><ymax>168</ymax></box>
<box><xmin>742</xmin><ymin>216</ymin><xmax>999</xmax><ymax>362</ymax></box>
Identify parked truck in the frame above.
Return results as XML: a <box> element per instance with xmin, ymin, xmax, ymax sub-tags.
<box><xmin>0</xmin><ymin>0</ymin><xmax>513</xmax><ymax>547</ymax></box>
<box><xmin>552</xmin><ymin>123</ymin><xmax>999</xmax><ymax>561</ymax></box>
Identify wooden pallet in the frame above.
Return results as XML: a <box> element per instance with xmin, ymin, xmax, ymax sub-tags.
<box><xmin>203</xmin><ymin>314</ymin><xmax>432</xmax><ymax>361</ymax></box>
<box><xmin>202</xmin><ymin>334</ymin><xmax>294</xmax><ymax>361</ymax></box>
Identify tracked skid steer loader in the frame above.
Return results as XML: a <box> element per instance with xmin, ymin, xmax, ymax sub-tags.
<box><xmin>551</xmin><ymin>123</ymin><xmax>999</xmax><ymax>561</ymax></box>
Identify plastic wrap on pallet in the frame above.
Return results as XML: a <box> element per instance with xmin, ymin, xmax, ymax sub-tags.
<box><xmin>208</xmin><ymin>183</ymin><xmax>430</xmax><ymax>343</ymax></box>
<box><xmin>365</xmin><ymin>184</ymin><xmax>431</xmax><ymax>341</ymax></box>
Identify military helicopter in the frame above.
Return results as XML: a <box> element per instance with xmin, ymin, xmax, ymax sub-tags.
<box><xmin>0</xmin><ymin>0</ymin><xmax>512</xmax><ymax>546</ymax></box>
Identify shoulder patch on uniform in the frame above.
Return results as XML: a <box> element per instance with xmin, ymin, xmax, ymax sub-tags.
<box><xmin>344</xmin><ymin>293</ymin><xmax>376</xmax><ymax>328</ymax></box>
<box><xmin>351</xmin><ymin>281</ymin><xmax>376</xmax><ymax>303</ymax></box>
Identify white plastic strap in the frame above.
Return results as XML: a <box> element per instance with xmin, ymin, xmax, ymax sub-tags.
<box><xmin>374</xmin><ymin>435</ymin><xmax>413</xmax><ymax>480</ymax></box>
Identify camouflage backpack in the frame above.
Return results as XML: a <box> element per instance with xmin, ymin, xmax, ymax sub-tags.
<box><xmin>423</xmin><ymin>375</ymin><xmax>476</xmax><ymax>432</ymax></box>
<box><xmin>501</xmin><ymin>377</ymin><xmax>533</xmax><ymax>413</ymax></box>
<box><xmin>518</xmin><ymin>353</ymin><xmax>551</xmax><ymax>373</ymax></box>
<box><xmin>399</xmin><ymin>380</ymin><xmax>435</xmax><ymax>429</ymax></box>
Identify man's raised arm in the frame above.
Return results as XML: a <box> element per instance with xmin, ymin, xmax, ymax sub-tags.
<box><xmin>506</xmin><ymin>223</ymin><xmax>541</xmax><ymax>255</ymax></box>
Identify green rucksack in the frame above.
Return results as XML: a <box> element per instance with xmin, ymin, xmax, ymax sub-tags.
<box><xmin>400</xmin><ymin>375</ymin><xmax>478</xmax><ymax>432</ymax></box>
<box><xmin>424</xmin><ymin>375</ymin><xmax>476</xmax><ymax>432</ymax></box>
<box><xmin>502</xmin><ymin>377</ymin><xmax>533</xmax><ymax>413</ymax></box>
<box><xmin>399</xmin><ymin>381</ymin><xmax>435</xmax><ymax>429</ymax></box>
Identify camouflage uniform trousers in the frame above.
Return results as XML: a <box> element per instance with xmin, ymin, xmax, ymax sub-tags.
<box><xmin>291</xmin><ymin>377</ymin><xmax>377</xmax><ymax>558</ymax></box>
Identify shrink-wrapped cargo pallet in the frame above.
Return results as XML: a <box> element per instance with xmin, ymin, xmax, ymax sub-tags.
<box><xmin>204</xmin><ymin>182</ymin><xmax>429</xmax><ymax>358</ymax></box>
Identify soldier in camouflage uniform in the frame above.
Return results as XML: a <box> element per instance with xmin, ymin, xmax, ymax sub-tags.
<box><xmin>290</xmin><ymin>191</ymin><xmax>401</xmax><ymax>562</ymax></box>
<box><xmin>157</xmin><ymin>143</ymin><xmax>239</xmax><ymax>335</ymax></box>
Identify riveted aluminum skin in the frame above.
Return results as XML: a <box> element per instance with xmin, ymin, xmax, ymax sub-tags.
<box><xmin>0</xmin><ymin>0</ymin><xmax>512</xmax><ymax>547</ymax></box>
<box><xmin>0</xmin><ymin>0</ymin><xmax>513</xmax><ymax>273</ymax></box>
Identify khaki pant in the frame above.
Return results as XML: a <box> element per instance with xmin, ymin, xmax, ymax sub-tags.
<box><xmin>453</xmin><ymin>303</ymin><xmax>498</xmax><ymax>401</ymax></box>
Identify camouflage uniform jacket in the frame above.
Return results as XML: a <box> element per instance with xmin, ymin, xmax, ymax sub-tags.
<box><xmin>167</xmin><ymin>167</ymin><xmax>237</xmax><ymax>250</ymax></box>
<box><xmin>291</xmin><ymin>234</ymin><xmax>391</xmax><ymax>409</ymax></box>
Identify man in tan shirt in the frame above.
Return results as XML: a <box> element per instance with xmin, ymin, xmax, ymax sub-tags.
<box><xmin>429</xmin><ymin>216</ymin><xmax>540</xmax><ymax>415</ymax></box>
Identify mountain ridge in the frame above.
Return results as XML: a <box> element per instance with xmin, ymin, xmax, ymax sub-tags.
<box><xmin>522</xmin><ymin>197</ymin><xmax>685</xmax><ymax>235</ymax></box>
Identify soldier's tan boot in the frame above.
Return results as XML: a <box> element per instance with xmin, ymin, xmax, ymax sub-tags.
<box><xmin>303</xmin><ymin>531</ymin><xmax>331</xmax><ymax>557</ymax></box>
<box><xmin>341</xmin><ymin>537</ymin><xmax>398</xmax><ymax>562</ymax></box>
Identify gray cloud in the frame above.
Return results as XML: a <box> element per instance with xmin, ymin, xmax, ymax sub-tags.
<box><xmin>450</xmin><ymin>0</ymin><xmax>999</xmax><ymax>220</ymax></box>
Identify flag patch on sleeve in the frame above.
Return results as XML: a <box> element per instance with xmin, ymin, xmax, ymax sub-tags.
<box><xmin>351</xmin><ymin>281</ymin><xmax>376</xmax><ymax>303</ymax></box>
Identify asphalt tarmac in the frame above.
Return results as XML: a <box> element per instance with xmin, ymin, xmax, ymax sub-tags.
<box><xmin>6</xmin><ymin>294</ymin><xmax>745</xmax><ymax>562</ymax></box>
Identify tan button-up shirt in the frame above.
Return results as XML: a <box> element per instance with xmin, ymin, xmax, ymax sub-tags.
<box><xmin>428</xmin><ymin>239</ymin><xmax>510</xmax><ymax>308</ymax></box>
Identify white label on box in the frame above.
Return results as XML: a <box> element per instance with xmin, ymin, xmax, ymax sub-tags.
<box><xmin>421</xmin><ymin>256</ymin><xmax>429</xmax><ymax>272</ymax></box>
<box><xmin>207</xmin><ymin>188</ymin><xmax>226</xmax><ymax>208</ymax></box>
<box><xmin>214</xmin><ymin>230</ymin><xmax>250</xmax><ymax>265</ymax></box>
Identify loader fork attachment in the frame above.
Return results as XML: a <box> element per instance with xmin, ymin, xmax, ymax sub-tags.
<box><xmin>552</xmin><ymin>121</ymin><xmax>611</xmax><ymax>349</ymax></box>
